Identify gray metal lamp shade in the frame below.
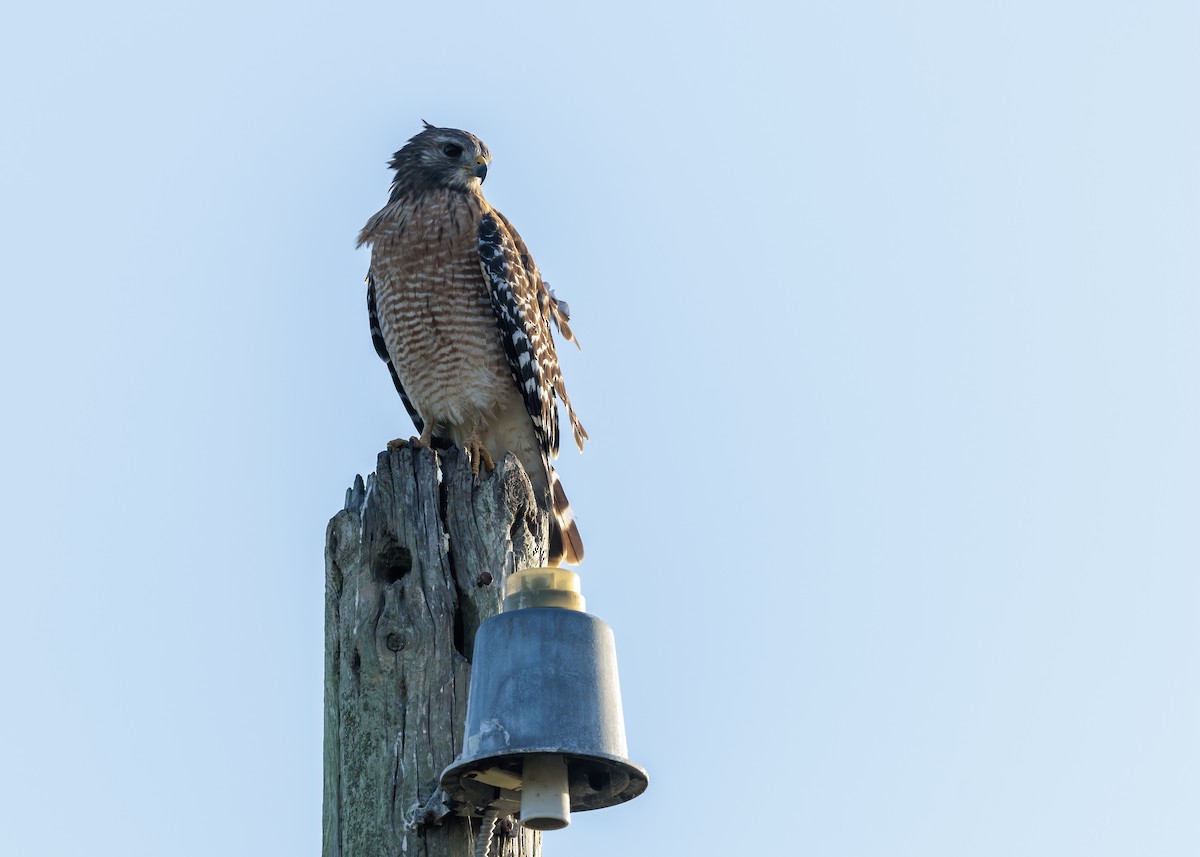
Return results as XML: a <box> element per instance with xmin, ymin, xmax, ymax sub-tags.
<box><xmin>440</xmin><ymin>569</ymin><xmax>648</xmax><ymax>825</ymax></box>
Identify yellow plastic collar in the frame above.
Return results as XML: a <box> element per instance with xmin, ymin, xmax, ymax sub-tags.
<box><xmin>503</xmin><ymin>567</ymin><xmax>586</xmax><ymax>612</ymax></box>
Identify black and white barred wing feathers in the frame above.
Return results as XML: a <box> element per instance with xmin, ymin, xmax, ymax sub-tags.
<box><xmin>366</xmin><ymin>271</ymin><xmax>424</xmax><ymax>435</ymax></box>
<box><xmin>477</xmin><ymin>212</ymin><xmax>588</xmax><ymax>459</ymax></box>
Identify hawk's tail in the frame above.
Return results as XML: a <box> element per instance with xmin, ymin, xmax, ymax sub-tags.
<box><xmin>546</xmin><ymin>464</ymin><xmax>584</xmax><ymax>566</ymax></box>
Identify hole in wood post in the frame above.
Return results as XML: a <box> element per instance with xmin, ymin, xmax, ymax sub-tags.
<box><xmin>373</xmin><ymin>538</ymin><xmax>413</xmax><ymax>586</ymax></box>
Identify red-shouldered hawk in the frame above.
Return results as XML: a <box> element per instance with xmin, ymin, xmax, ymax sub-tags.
<box><xmin>357</xmin><ymin>123</ymin><xmax>588</xmax><ymax>565</ymax></box>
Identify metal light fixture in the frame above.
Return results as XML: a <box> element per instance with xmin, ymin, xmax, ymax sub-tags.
<box><xmin>440</xmin><ymin>567</ymin><xmax>648</xmax><ymax>831</ymax></box>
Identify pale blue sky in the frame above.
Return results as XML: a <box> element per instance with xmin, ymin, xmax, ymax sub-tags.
<box><xmin>2</xmin><ymin>2</ymin><xmax>1197</xmax><ymax>855</ymax></box>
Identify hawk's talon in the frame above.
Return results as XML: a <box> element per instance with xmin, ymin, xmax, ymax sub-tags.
<box><xmin>463</xmin><ymin>436</ymin><xmax>496</xmax><ymax>481</ymax></box>
<box><xmin>388</xmin><ymin>428</ymin><xmax>433</xmax><ymax>452</ymax></box>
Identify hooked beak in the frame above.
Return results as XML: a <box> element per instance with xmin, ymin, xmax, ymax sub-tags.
<box><xmin>473</xmin><ymin>156</ymin><xmax>488</xmax><ymax>182</ymax></box>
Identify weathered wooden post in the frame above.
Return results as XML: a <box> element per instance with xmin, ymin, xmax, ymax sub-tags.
<box><xmin>323</xmin><ymin>445</ymin><xmax>548</xmax><ymax>857</ymax></box>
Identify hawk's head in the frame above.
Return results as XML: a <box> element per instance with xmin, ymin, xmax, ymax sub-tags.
<box><xmin>387</xmin><ymin>123</ymin><xmax>492</xmax><ymax>198</ymax></box>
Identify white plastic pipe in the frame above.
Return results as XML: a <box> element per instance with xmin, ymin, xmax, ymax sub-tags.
<box><xmin>520</xmin><ymin>754</ymin><xmax>570</xmax><ymax>830</ymax></box>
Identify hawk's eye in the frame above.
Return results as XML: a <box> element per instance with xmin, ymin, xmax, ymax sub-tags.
<box><xmin>442</xmin><ymin>143</ymin><xmax>463</xmax><ymax>158</ymax></box>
